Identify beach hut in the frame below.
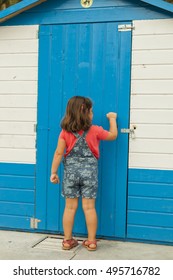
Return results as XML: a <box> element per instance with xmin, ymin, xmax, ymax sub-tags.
<box><xmin>0</xmin><ymin>0</ymin><xmax>173</xmax><ymax>244</ymax></box>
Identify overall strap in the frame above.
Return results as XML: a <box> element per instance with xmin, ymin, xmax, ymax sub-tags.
<box><xmin>72</xmin><ymin>130</ymin><xmax>89</xmax><ymax>139</ymax></box>
<box><xmin>82</xmin><ymin>130</ymin><xmax>89</xmax><ymax>138</ymax></box>
<box><xmin>72</xmin><ymin>132</ymin><xmax>80</xmax><ymax>139</ymax></box>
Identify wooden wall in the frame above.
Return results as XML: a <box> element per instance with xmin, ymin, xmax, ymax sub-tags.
<box><xmin>0</xmin><ymin>25</ymin><xmax>38</xmax><ymax>163</ymax></box>
<box><xmin>129</xmin><ymin>19</ymin><xmax>173</xmax><ymax>170</ymax></box>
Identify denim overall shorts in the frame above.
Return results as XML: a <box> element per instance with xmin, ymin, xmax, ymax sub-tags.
<box><xmin>62</xmin><ymin>130</ymin><xmax>98</xmax><ymax>199</ymax></box>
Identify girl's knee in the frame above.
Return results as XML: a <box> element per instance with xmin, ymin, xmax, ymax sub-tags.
<box><xmin>65</xmin><ymin>198</ymin><xmax>78</xmax><ymax>211</ymax></box>
<box><xmin>82</xmin><ymin>198</ymin><xmax>95</xmax><ymax>212</ymax></box>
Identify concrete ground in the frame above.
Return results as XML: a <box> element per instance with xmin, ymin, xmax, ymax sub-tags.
<box><xmin>0</xmin><ymin>230</ymin><xmax>173</xmax><ymax>260</ymax></box>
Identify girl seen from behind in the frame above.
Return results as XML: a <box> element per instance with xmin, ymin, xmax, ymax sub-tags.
<box><xmin>50</xmin><ymin>96</ymin><xmax>117</xmax><ymax>251</ymax></box>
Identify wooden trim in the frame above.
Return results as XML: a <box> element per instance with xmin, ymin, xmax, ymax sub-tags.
<box><xmin>140</xmin><ymin>0</ymin><xmax>173</xmax><ymax>13</ymax></box>
<box><xmin>0</xmin><ymin>0</ymin><xmax>47</xmax><ymax>23</ymax></box>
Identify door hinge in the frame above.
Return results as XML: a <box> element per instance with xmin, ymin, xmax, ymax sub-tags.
<box><xmin>30</xmin><ymin>218</ymin><xmax>41</xmax><ymax>229</ymax></box>
<box><xmin>118</xmin><ymin>24</ymin><xmax>134</xmax><ymax>32</ymax></box>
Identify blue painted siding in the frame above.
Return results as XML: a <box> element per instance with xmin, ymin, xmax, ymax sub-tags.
<box><xmin>32</xmin><ymin>0</ymin><xmax>137</xmax><ymax>10</ymax></box>
<box><xmin>1</xmin><ymin>0</ymin><xmax>171</xmax><ymax>26</ymax></box>
<box><xmin>0</xmin><ymin>163</ymin><xmax>35</xmax><ymax>230</ymax></box>
<box><xmin>35</xmin><ymin>26</ymin><xmax>50</xmax><ymax>231</ymax></box>
<box><xmin>127</xmin><ymin>169</ymin><xmax>173</xmax><ymax>243</ymax></box>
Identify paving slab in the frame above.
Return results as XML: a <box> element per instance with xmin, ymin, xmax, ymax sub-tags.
<box><xmin>0</xmin><ymin>230</ymin><xmax>173</xmax><ymax>260</ymax></box>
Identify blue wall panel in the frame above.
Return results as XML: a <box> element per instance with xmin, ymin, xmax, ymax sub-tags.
<box><xmin>0</xmin><ymin>201</ymin><xmax>34</xmax><ymax>217</ymax></box>
<box><xmin>1</xmin><ymin>0</ymin><xmax>171</xmax><ymax>26</ymax></box>
<box><xmin>128</xmin><ymin>225</ymin><xmax>173</xmax><ymax>243</ymax></box>
<box><xmin>128</xmin><ymin>211</ymin><xmax>173</xmax><ymax>228</ymax></box>
<box><xmin>32</xmin><ymin>0</ymin><xmax>137</xmax><ymax>10</ymax></box>
<box><xmin>0</xmin><ymin>163</ymin><xmax>35</xmax><ymax>230</ymax></box>
<box><xmin>127</xmin><ymin>169</ymin><xmax>173</xmax><ymax>243</ymax></box>
<box><xmin>35</xmin><ymin>26</ymin><xmax>52</xmax><ymax>231</ymax></box>
<box><xmin>129</xmin><ymin>183</ymin><xmax>173</xmax><ymax>198</ymax></box>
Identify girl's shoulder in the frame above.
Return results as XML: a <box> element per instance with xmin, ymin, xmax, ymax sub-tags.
<box><xmin>89</xmin><ymin>125</ymin><xmax>99</xmax><ymax>130</ymax></box>
<box><xmin>59</xmin><ymin>129</ymin><xmax>74</xmax><ymax>139</ymax></box>
<box><xmin>89</xmin><ymin>125</ymin><xmax>105</xmax><ymax>132</ymax></box>
<box><xmin>88</xmin><ymin>125</ymin><xmax>109</xmax><ymax>139</ymax></box>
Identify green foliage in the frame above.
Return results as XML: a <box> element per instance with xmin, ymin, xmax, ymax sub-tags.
<box><xmin>164</xmin><ymin>0</ymin><xmax>173</xmax><ymax>3</ymax></box>
<box><xmin>0</xmin><ymin>0</ymin><xmax>21</xmax><ymax>11</ymax></box>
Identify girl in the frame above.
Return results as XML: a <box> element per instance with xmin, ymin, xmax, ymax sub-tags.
<box><xmin>50</xmin><ymin>96</ymin><xmax>117</xmax><ymax>251</ymax></box>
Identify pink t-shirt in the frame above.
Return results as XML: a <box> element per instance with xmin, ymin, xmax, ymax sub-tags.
<box><xmin>59</xmin><ymin>125</ymin><xmax>109</xmax><ymax>159</ymax></box>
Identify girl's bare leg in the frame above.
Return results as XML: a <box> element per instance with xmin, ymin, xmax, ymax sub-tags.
<box><xmin>82</xmin><ymin>198</ymin><xmax>97</xmax><ymax>249</ymax></box>
<box><xmin>63</xmin><ymin>198</ymin><xmax>78</xmax><ymax>243</ymax></box>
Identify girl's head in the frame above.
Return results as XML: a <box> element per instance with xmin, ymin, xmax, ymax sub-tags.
<box><xmin>61</xmin><ymin>96</ymin><xmax>93</xmax><ymax>132</ymax></box>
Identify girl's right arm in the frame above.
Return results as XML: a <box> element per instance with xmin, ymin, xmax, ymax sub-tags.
<box><xmin>106</xmin><ymin>112</ymin><xmax>118</xmax><ymax>141</ymax></box>
<box><xmin>50</xmin><ymin>138</ymin><xmax>66</xmax><ymax>184</ymax></box>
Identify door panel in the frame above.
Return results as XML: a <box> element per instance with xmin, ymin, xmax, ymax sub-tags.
<box><xmin>36</xmin><ymin>22</ymin><xmax>131</xmax><ymax>238</ymax></box>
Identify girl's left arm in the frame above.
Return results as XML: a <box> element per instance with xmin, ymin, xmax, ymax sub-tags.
<box><xmin>50</xmin><ymin>138</ymin><xmax>66</xmax><ymax>184</ymax></box>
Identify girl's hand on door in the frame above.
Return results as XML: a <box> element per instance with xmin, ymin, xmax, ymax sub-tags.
<box><xmin>50</xmin><ymin>173</ymin><xmax>60</xmax><ymax>184</ymax></box>
<box><xmin>106</xmin><ymin>112</ymin><xmax>117</xmax><ymax>119</ymax></box>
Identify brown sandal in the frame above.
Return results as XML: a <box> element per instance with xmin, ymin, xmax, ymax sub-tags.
<box><xmin>62</xmin><ymin>238</ymin><xmax>78</xmax><ymax>250</ymax></box>
<box><xmin>82</xmin><ymin>240</ymin><xmax>97</xmax><ymax>251</ymax></box>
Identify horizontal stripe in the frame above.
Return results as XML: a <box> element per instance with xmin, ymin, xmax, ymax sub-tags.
<box><xmin>128</xmin><ymin>182</ymin><xmax>173</xmax><ymax>198</ymax></box>
<box><xmin>0</xmin><ymin>214</ymin><xmax>31</xmax><ymax>230</ymax></box>
<box><xmin>128</xmin><ymin>168</ymin><xmax>173</xmax><ymax>184</ymax></box>
<box><xmin>0</xmin><ymin>201</ymin><xmax>34</xmax><ymax>217</ymax></box>
<box><xmin>0</xmin><ymin>175</ymin><xmax>35</xmax><ymax>190</ymax></box>
<box><xmin>128</xmin><ymin>197</ymin><xmax>173</xmax><ymax>213</ymax></box>
<box><xmin>0</xmin><ymin>189</ymin><xmax>34</xmax><ymax>203</ymax></box>
<box><xmin>128</xmin><ymin>211</ymin><xmax>173</xmax><ymax>228</ymax></box>
<box><xmin>127</xmin><ymin>225</ymin><xmax>173</xmax><ymax>243</ymax></box>
<box><xmin>0</xmin><ymin>163</ymin><xmax>35</xmax><ymax>176</ymax></box>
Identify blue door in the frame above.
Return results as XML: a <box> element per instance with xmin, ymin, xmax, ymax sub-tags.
<box><xmin>36</xmin><ymin>22</ymin><xmax>131</xmax><ymax>238</ymax></box>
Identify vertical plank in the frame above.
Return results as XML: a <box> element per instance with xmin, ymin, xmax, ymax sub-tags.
<box><xmin>46</xmin><ymin>25</ymin><xmax>64</xmax><ymax>231</ymax></box>
<box><xmin>77</xmin><ymin>24</ymin><xmax>90</xmax><ymax>96</ymax></box>
<box><xmin>98</xmin><ymin>23</ymin><xmax>119</xmax><ymax>237</ymax></box>
<box><xmin>35</xmin><ymin>25</ymin><xmax>51</xmax><ymax>230</ymax></box>
<box><xmin>115</xmin><ymin>22</ymin><xmax>132</xmax><ymax>237</ymax></box>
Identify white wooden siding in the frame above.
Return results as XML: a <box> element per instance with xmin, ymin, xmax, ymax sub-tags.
<box><xmin>129</xmin><ymin>19</ymin><xmax>173</xmax><ymax>170</ymax></box>
<box><xmin>0</xmin><ymin>25</ymin><xmax>38</xmax><ymax>164</ymax></box>
<box><xmin>0</xmin><ymin>81</ymin><xmax>37</xmax><ymax>94</ymax></box>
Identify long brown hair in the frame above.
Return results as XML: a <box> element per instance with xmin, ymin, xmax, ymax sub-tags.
<box><xmin>61</xmin><ymin>96</ymin><xmax>92</xmax><ymax>132</ymax></box>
